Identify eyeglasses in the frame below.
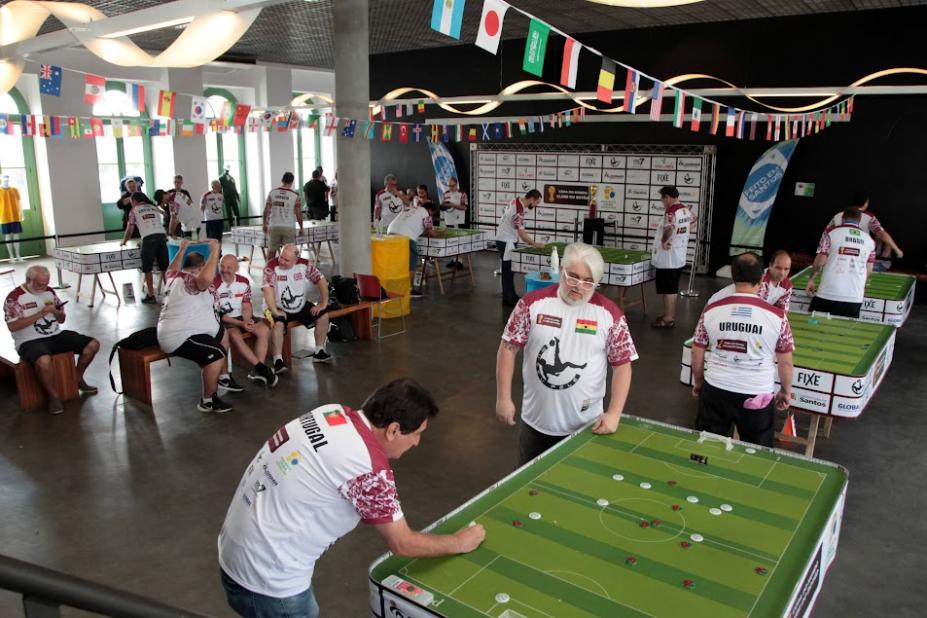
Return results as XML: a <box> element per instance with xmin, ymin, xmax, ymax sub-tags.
<box><xmin>562</xmin><ymin>272</ymin><xmax>597</xmax><ymax>290</ymax></box>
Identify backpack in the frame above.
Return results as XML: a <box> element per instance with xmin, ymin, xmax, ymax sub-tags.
<box><xmin>329</xmin><ymin>275</ymin><xmax>360</xmax><ymax>306</ymax></box>
<box><xmin>108</xmin><ymin>327</ymin><xmax>161</xmax><ymax>393</ymax></box>
<box><xmin>327</xmin><ymin>316</ymin><xmax>356</xmax><ymax>343</ymax></box>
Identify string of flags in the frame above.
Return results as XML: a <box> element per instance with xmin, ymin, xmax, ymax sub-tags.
<box><xmin>430</xmin><ymin>0</ymin><xmax>855</xmax><ymax>140</ymax></box>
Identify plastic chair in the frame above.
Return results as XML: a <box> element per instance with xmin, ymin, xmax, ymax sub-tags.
<box><xmin>354</xmin><ymin>272</ymin><xmax>406</xmax><ymax>339</ymax></box>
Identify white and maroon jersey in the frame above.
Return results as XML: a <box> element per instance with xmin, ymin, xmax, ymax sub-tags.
<box><xmin>442</xmin><ymin>190</ymin><xmax>468</xmax><ymax>226</ymax></box>
<box><xmin>706</xmin><ymin>270</ymin><xmax>793</xmax><ymax>312</ymax></box>
<box><xmin>157</xmin><ymin>271</ymin><xmax>219</xmax><ymax>353</ymax></box>
<box><xmin>815</xmin><ymin>224</ymin><xmax>875</xmax><ymax>303</ymax></box>
<box><xmin>502</xmin><ymin>287</ymin><xmax>638</xmax><ymax>436</ymax></box>
<box><xmin>127</xmin><ymin>204</ymin><xmax>166</xmax><ymax>239</ymax></box>
<box><xmin>828</xmin><ymin>211</ymin><xmax>882</xmax><ymax>237</ymax></box>
<box><xmin>169</xmin><ymin>190</ymin><xmax>200</xmax><ymax>232</ymax></box>
<box><xmin>265</xmin><ymin>188</ymin><xmax>301</xmax><ymax>228</ymax></box>
<box><xmin>496</xmin><ymin>198</ymin><xmax>527</xmax><ymax>244</ymax></box>
<box><xmin>201</xmin><ymin>191</ymin><xmax>225</xmax><ymax>222</ymax></box>
<box><xmin>374</xmin><ymin>189</ymin><xmax>404</xmax><ymax>228</ymax></box>
<box><xmin>4</xmin><ymin>285</ymin><xmax>62</xmax><ymax>348</ymax></box>
<box><xmin>218</xmin><ymin>405</ymin><xmax>402</xmax><ymax>597</ymax></box>
<box><xmin>215</xmin><ymin>274</ymin><xmax>253</xmax><ymax>319</ymax></box>
<box><xmin>387</xmin><ymin>205</ymin><xmax>433</xmax><ymax>240</ymax></box>
<box><xmin>262</xmin><ymin>257</ymin><xmax>322</xmax><ymax>315</ymax></box>
<box><xmin>693</xmin><ymin>294</ymin><xmax>794</xmax><ymax>395</ymax></box>
<box><xmin>651</xmin><ymin>202</ymin><xmax>692</xmax><ymax>269</ymax></box>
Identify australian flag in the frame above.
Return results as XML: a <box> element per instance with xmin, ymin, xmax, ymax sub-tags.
<box><xmin>39</xmin><ymin>64</ymin><xmax>62</xmax><ymax>96</ymax></box>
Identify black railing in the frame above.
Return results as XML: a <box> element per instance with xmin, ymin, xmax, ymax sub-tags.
<box><xmin>0</xmin><ymin>554</ymin><xmax>211</xmax><ymax>618</ymax></box>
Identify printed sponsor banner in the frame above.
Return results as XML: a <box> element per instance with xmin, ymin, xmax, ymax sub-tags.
<box><xmin>543</xmin><ymin>184</ymin><xmax>589</xmax><ymax>206</ymax></box>
<box><xmin>730</xmin><ymin>140</ymin><xmax>798</xmax><ymax>255</ymax></box>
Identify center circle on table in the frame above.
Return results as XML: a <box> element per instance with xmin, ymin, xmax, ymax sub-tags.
<box><xmin>598</xmin><ymin>497</ymin><xmax>687</xmax><ymax>543</ymax></box>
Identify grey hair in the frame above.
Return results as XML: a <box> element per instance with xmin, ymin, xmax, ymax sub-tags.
<box><xmin>562</xmin><ymin>242</ymin><xmax>605</xmax><ymax>284</ymax></box>
<box><xmin>384</xmin><ymin>174</ymin><xmax>396</xmax><ymax>186</ymax></box>
<box><xmin>25</xmin><ymin>265</ymin><xmax>49</xmax><ymax>282</ymax></box>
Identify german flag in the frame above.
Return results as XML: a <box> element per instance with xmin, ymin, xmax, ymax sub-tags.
<box><xmin>597</xmin><ymin>57</ymin><xmax>616</xmax><ymax>103</ymax></box>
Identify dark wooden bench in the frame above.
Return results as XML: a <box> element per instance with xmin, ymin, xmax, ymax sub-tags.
<box><xmin>1</xmin><ymin>342</ymin><xmax>79</xmax><ymax>410</ymax></box>
<box><xmin>120</xmin><ymin>302</ymin><xmax>374</xmax><ymax>406</ymax></box>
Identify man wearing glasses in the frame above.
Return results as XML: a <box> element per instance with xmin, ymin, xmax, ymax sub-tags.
<box><xmin>495</xmin><ymin>242</ymin><xmax>638</xmax><ymax>466</ymax></box>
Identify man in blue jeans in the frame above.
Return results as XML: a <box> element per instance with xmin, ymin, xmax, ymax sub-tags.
<box><xmin>218</xmin><ymin>378</ymin><xmax>486</xmax><ymax>617</ymax></box>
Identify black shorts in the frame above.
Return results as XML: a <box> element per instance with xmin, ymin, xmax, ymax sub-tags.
<box><xmin>18</xmin><ymin>330</ymin><xmax>95</xmax><ymax>363</ymax></box>
<box><xmin>696</xmin><ymin>381</ymin><xmax>775</xmax><ymax>448</ymax></box>
<box><xmin>141</xmin><ymin>234</ymin><xmax>169</xmax><ymax>273</ymax></box>
<box><xmin>205</xmin><ymin>220</ymin><xmax>225</xmax><ymax>241</ymax></box>
<box><xmin>172</xmin><ymin>326</ymin><xmax>226</xmax><ymax>367</ymax></box>
<box><xmin>517</xmin><ymin>423</ymin><xmax>568</xmax><ymax>468</ymax></box>
<box><xmin>809</xmin><ymin>296</ymin><xmax>861</xmax><ymax>319</ymax></box>
<box><xmin>655</xmin><ymin>268</ymin><xmax>682</xmax><ymax>295</ymax></box>
<box><xmin>282</xmin><ymin>303</ymin><xmax>326</xmax><ymax>329</ymax></box>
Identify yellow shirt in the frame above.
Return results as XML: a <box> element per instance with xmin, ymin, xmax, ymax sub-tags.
<box><xmin>0</xmin><ymin>187</ymin><xmax>22</xmax><ymax>224</ymax></box>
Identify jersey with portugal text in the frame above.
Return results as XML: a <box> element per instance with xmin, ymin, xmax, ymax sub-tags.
<box><xmin>214</xmin><ymin>274</ymin><xmax>253</xmax><ymax>319</ymax></box>
<box><xmin>218</xmin><ymin>405</ymin><xmax>403</xmax><ymax>597</ymax></box>
<box><xmin>693</xmin><ymin>294</ymin><xmax>794</xmax><ymax>395</ymax></box>
<box><xmin>503</xmin><ymin>286</ymin><xmax>638</xmax><ymax>436</ymax></box>
<box><xmin>262</xmin><ymin>257</ymin><xmax>322</xmax><ymax>315</ymax></box>
<box><xmin>815</xmin><ymin>224</ymin><xmax>875</xmax><ymax>303</ymax></box>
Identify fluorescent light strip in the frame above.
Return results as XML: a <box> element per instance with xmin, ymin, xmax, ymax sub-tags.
<box><xmin>100</xmin><ymin>17</ymin><xmax>195</xmax><ymax>39</ymax></box>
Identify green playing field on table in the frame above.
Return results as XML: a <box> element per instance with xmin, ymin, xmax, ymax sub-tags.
<box><xmin>516</xmin><ymin>243</ymin><xmax>651</xmax><ymax>264</ymax></box>
<box><xmin>790</xmin><ymin>267</ymin><xmax>913</xmax><ymax>301</ymax></box>
<box><xmin>436</xmin><ymin>229</ymin><xmax>485</xmax><ymax>238</ymax></box>
<box><xmin>788</xmin><ymin>312</ymin><xmax>894</xmax><ymax>376</ymax></box>
<box><xmin>370</xmin><ymin>416</ymin><xmax>846</xmax><ymax>618</ymax></box>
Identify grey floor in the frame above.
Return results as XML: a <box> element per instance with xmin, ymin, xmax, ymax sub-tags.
<box><xmin>0</xmin><ymin>248</ymin><xmax>924</xmax><ymax>617</ymax></box>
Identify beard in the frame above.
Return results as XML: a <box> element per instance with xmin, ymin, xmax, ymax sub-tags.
<box><xmin>559</xmin><ymin>284</ymin><xmax>592</xmax><ymax>306</ymax></box>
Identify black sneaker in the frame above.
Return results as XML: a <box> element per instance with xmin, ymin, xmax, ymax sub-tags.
<box><xmin>218</xmin><ymin>375</ymin><xmax>244</xmax><ymax>393</ymax></box>
<box><xmin>273</xmin><ymin>359</ymin><xmax>288</xmax><ymax>374</ymax></box>
<box><xmin>446</xmin><ymin>261</ymin><xmax>457</xmax><ymax>269</ymax></box>
<box><xmin>455</xmin><ymin>261</ymin><xmax>466</xmax><ymax>270</ymax></box>
<box><xmin>141</xmin><ymin>295</ymin><xmax>157</xmax><ymax>304</ymax></box>
<box><xmin>410</xmin><ymin>289</ymin><xmax>424</xmax><ymax>298</ymax></box>
<box><xmin>78</xmin><ymin>381</ymin><xmax>98</xmax><ymax>395</ymax></box>
<box><xmin>248</xmin><ymin>363</ymin><xmax>279</xmax><ymax>388</ymax></box>
<box><xmin>311</xmin><ymin>350</ymin><xmax>333</xmax><ymax>364</ymax></box>
<box><xmin>210</xmin><ymin>395</ymin><xmax>233</xmax><ymax>413</ymax></box>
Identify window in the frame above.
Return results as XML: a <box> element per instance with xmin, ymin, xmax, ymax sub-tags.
<box><xmin>292</xmin><ymin>110</ymin><xmax>318</xmax><ymax>187</ymax></box>
<box><xmin>92</xmin><ymin>88</ymin><xmax>144</xmax><ymax>200</ymax></box>
<box><xmin>0</xmin><ymin>93</ymin><xmax>32</xmax><ymax>210</ymax></box>
<box><xmin>203</xmin><ymin>89</ymin><xmax>249</xmax><ymax>215</ymax></box>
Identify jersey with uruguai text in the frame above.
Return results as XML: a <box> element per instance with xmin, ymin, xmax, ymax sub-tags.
<box><xmin>218</xmin><ymin>406</ymin><xmax>403</xmax><ymax>597</ymax></box>
<box><xmin>815</xmin><ymin>224</ymin><xmax>875</xmax><ymax>303</ymax></box>
<box><xmin>693</xmin><ymin>294</ymin><xmax>794</xmax><ymax>395</ymax></box>
<box><xmin>4</xmin><ymin>285</ymin><xmax>62</xmax><ymax>347</ymax></box>
<box><xmin>214</xmin><ymin>274</ymin><xmax>253</xmax><ymax>319</ymax></box>
<box><xmin>262</xmin><ymin>257</ymin><xmax>322</xmax><ymax>315</ymax></box>
<box><xmin>502</xmin><ymin>286</ymin><xmax>638</xmax><ymax>436</ymax></box>
<box><xmin>651</xmin><ymin>202</ymin><xmax>692</xmax><ymax>269</ymax></box>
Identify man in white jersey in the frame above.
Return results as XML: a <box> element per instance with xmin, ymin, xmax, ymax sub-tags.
<box><xmin>373</xmin><ymin>174</ymin><xmax>408</xmax><ymax>231</ymax></box>
<box><xmin>806</xmin><ymin>207</ymin><xmax>875</xmax><ymax>319</ymax></box>
<box><xmin>157</xmin><ymin>239</ymin><xmax>234</xmax><ymax>413</ymax></box>
<box><xmin>262</xmin><ymin>244</ymin><xmax>331</xmax><ymax>372</ymax></box>
<box><xmin>387</xmin><ymin>197</ymin><xmax>439</xmax><ymax>298</ymax></box>
<box><xmin>263</xmin><ymin>172</ymin><xmax>303</xmax><ymax>257</ymax></box>
<box><xmin>706</xmin><ymin>250</ymin><xmax>793</xmax><ymax>311</ymax></box>
<box><xmin>121</xmin><ymin>192</ymin><xmax>168</xmax><ymax>304</ymax></box>
<box><xmin>215</xmin><ymin>254</ymin><xmax>277</xmax><ymax>390</ymax></box>
<box><xmin>168</xmin><ymin>174</ymin><xmax>200</xmax><ymax>239</ymax></box>
<box><xmin>690</xmin><ymin>253</ymin><xmax>794</xmax><ymax>447</ymax></box>
<box><xmin>496</xmin><ymin>243</ymin><xmax>637</xmax><ymax>466</ymax></box>
<box><xmin>441</xmin><ymin>176</ymin><xmax>469</xmax><ymax>270</ymax></box>
<box><xmin>827</xmin><ymin>192</ymin><xmax>902</xmax><ymax>267</ymax></box>
<box><xmin>496</xmin><ymin>189</ymin><xmax>545</xmax><ymax>308</ymax></box>
<box><xmin>651</xmin><ymin>185</ymin><xmax>693</xmax><ymax>329</ymax></box>
<box><xmin>201</xmin><ymin>180</ymin><xmax>226</xmax><ymax>242</ymax></box>
<box><xmin>218</xmin><ymin>378</ymin><xmax>486</xmax><ymax>618</ymax></box>
<box><xmin>4</xmin><ymin>265</ymin><xmax>100</xmax><ymax>414</ymax></box>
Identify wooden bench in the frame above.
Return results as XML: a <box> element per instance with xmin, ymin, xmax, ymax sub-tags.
<box><xmin>1</xmin><ymin>343</ymin><xmax>79</xmax><ymax>410</ymax></box>
<box><xmin>119</xmin><ymin>302</ymin><xmax>374</xmax><ymax>406</ymax></box>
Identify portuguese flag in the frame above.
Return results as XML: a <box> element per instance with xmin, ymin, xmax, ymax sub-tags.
<box><xmin>575</xmin><ymin>319</ymin><xmax>598</xmax><ymax>335</ymax></box>
<box><xmin>323</xmin><ymin>410</ymin><xmax>348</xmax><ymax>427</ymax></box>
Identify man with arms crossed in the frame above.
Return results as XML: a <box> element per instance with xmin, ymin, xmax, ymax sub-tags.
<box><xmin>805</xmin><ymin>207</ymin><xmax>875</xmax><ymax>319</ymax></box>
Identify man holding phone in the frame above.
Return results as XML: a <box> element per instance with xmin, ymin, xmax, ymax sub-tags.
<box><xmin>4</xmin><ymin>265</ymin><xmax>101</xmax><ymax>414</ymax></box>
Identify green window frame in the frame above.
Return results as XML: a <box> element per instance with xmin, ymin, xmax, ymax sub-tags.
<box><xmin>0</xmin><ymin>87</ymin><xmax>46</xmax><ymax>258</ymax></box>
<box><xmin>203</xmin><ymin>87</ymin><xmax>249</xmax><ymax>219</ymax></box>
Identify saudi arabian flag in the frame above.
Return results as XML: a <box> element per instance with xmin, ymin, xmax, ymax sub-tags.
<box><xmin>522</xmin><ymin>19</ymin><xmax>550</xmax><ymax>76</ymax></box>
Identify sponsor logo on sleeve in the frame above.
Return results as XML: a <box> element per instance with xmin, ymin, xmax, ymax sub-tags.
<box><xmin>267</xmin><ymin>426</ymin><xmax>290</xmax><ymax>452</ymax></box>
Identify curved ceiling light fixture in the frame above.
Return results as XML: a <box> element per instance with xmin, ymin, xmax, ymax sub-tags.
<box><xmin>585</xmin><ymin>0</ymin><xmax>705</xmax><ymax>6</ymax></box>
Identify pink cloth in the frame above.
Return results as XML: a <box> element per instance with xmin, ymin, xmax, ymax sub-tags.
<box><xmin>743</xmin><ymin>392</ymin><xmax>775</xmax><ymax>410</ymax></box>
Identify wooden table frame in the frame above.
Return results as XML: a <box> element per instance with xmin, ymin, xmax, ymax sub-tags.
<box><xmin>418</xmin><ymin>253</ymin><xmax>475</xmax><ymax>295</ymax></box>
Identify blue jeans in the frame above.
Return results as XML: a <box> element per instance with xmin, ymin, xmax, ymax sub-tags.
<box><xmin>221</xmin><ymin>569</ymin><xmax>320</xmax><ymax>618</ymax></box>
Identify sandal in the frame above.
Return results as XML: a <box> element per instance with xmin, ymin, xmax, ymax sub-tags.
<box><xmin>650</xmin><ymin>317</ymin><xmax>676</xmax><ymax>329</ymax></box>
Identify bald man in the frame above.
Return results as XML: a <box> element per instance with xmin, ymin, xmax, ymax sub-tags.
<box><xmin>215</xmin><ymin>254</ymin><xmax>278</xmax><ymax>389</ymax></box>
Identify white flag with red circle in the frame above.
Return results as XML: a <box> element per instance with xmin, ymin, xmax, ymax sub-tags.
<box><xmin>475</xmin><ymin>0</ymin><xmax>510</xmax><ymax>55</ymax></box>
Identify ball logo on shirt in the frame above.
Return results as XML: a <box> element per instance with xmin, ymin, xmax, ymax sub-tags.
<box><xmin>279</xmin><ymin>286</ymin><xmax>304</xmax><ymax>312</ymax></box>
<box><xmin>388</xmin><ymin>199</ymin><xmax>402</xmax><ymax>214</ymax></box>
<box><xmin>33</xmin><ymin>316</ymin><xmax>57</xmax><ymax>335</ymax></box>
<box><xmin>535</xmin><ymin>337</ymin><xmax>588</xmax><ymax>391</ymax></box>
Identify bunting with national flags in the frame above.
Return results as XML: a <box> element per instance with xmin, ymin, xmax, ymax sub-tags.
<box><xmin>649</xmin><ymin>81</ymin><xmax>664</xmax><ymax>120</ymax></box>
<box><xmin>561</xmin><ymin>37</ymin><xmax>581</xmax><ymax>89</ymax></box>
<box><xmin>672</xmin><ymin>89</ymin><xmax>685</xmax><ymax>128</ymax></box>
<box><xmin>597</xmin><ymin>57</ymin><xmax>616</xmax><ymax>103</ymax></box>
<box><xmin>157</xmin><ymin>90</ymin><xmax>176</xmax><ymax>118</ymax></box>
<box><xmin>690</xmin><ymin>97</ymin><xmax>702</xmax><ymax>132</ymax></box>
<box><xmin>623</xmin><ymin>69</ymin><xmax>639</xmax><ymax>113</ymax></box>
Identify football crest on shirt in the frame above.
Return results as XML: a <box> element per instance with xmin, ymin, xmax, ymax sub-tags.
<box><xmin>279</xmin><ymin>286</ymin><xmax>304</xmax><ymax>311</ymax></box>
<box><xmin>537</xmin><ymin>314</ymin><xmax>562</xmax><ymax>328</ymax></box>
<box><xmin>535</xmin><ymin>337</ymin><xmax>588</xmax><ymax>391</ymax></box>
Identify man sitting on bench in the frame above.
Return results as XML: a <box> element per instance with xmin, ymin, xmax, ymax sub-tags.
<box><xmin>262</xmin><ymin>243</ymin><xmax>332</xmax><ymax>373</ymax></box>
<box><xmin>215</xmin><ymin>254</ymin><xmax>277</xmax><ymax>389</ymax></box>
<box><xmin>4</xmin><ymin>265</ymin><xmax>100</xmax><ymax>414</ymax></box>
<box><xmin>157</xmin><ymin>239</ymin><xmax>235</xmax><ymax>414</ymax></box>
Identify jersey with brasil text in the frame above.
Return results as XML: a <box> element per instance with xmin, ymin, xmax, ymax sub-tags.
<box><xmin>693</xmin><ymin>294</ymin><xmax>794</xmax><ymax>395</ymax></box>
<box><xmin>215</xmin><ymin>274</ymin><xmax>253</xmax><ymax>319</ymax></box>
<box><xmin>4</xmin><ymin>285</ymin><xmax>62</xmax><ymax>347</ymax></box>
<box><xmin>387</xmin><ymin>205</ymin><xmax>433</xmax><ymax>240</ymax></box>
<box><xmin>201</xmin><ymin>191</ymin><xmax>226</xmax><ymax>222</ymax></box>
<box><xmin>815</xmin><ymin>224</ymin><xmax>875</xmax><ymax>303</ymax></box>
<box><xmin>502</xmin><ymin>286</ymin><xmax>638</xmax><ymax>436</ymax></box>
<box><xmin>706</xmin><ymin>269</ymin><xmax>792</xmax><ymax>311</ymax></box>
<box><xmin>218</xmin><ymin>405</ymin><xmax>403</xmax><ymax>597</ymax></box>
<box><xmin>262</xmin><ymin>257</ymin><xmax>322</xmax><ymax>315</ymax></box>
<box><xmin>157</xmin><ymin>271</ymin><xmax>219</xmax><ymax>353</ymax></box>
<box><xmin>265</xmin><ymin>187</ymin><xmax>301</xmax><ymax>228</ymax></box>
<box><xmin>496</xmin><ymin>198</ymin><xmax>526</xmax><ymax>243</ymax></box>
<box><xmin>374</xmin><ymin>189</ymin><xmax>404</xmax><ymax>229</ymax></box>
<box><xmin>651</xmin><ymin>202</ymin><xmax>692</xmax><ymax>269</ymax></box>
<box><xmin>127</xmin><ymin>204</ymin><xmax>166</xmax><ymax>239</ymax></box>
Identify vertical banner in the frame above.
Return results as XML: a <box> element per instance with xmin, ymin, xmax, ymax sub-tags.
<box><xmin>729</xmin><ymin>140</ymin><xmax>798</xmax><ymax>256</ymax></box>
<box><xmin>426</xmin><ymin>141</ymin><xmax>459</xmax><ymax>202</ymax></box>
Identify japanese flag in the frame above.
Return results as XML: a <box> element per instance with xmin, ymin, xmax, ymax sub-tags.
<box><xmin>475</xmin><ymin>0</ymin><xmax>510</xmax><ymax>55</ymax></box>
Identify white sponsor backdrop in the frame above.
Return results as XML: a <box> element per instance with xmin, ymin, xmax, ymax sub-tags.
<box><xmin>469</xmin><ymin>144</ymin><xmax>716</xmax><ymax>273</ymax></box>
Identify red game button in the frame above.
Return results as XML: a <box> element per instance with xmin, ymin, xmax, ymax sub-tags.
<box><xmin>512</xmin><ymin>520</ymin><xmax>523</xmax><ymax>527</ymax></box>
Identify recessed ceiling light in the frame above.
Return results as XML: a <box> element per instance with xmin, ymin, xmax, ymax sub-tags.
<box><xmin>586</xmin><ymin>0</ymin><xmax>705</xmax><ymax>7</ymax></box>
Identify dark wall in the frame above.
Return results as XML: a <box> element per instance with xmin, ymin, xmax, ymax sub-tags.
<box><xmin>369</xmin><ymin>6</ymin><xmax>927</xmax><ymax>270</ymax></box>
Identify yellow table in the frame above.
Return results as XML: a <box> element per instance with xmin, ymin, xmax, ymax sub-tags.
<box><xmin>370</xmin><ymin>234</ymin><xmax>411</xmax><ymax>318</ymax></box>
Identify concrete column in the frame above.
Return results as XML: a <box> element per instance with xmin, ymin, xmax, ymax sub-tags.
<box><xmin>265</xmin><ymin>66</ymin><xmax>295</xmax><ymax>183</ymax></box>
<box><xmin>334</xmin><ymin>0</ymin><xmax>372</xmax><ymax>275</ymax></box>
<box><xmin>167</xmin><ymin>68</ymin><xmax>209</xmax><ymax>194</ymax></box>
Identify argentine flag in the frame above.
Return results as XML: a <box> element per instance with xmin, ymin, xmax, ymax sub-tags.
<box><xmin>431</xmin><ymin>0</ymin><xmax>465</xmax><ymax>39</ymax></box>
